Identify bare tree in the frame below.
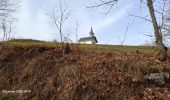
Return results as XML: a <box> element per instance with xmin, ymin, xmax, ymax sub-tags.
<box><xmin>163</xmin><ymin>9</ymin><xmax>170</xmax><ymax>42</ymax></box>
<box><xmin>147</xmin><ymin>0</ymin><xmax>167</xmax><ymax>61</ymax></box>
<box><xmin>118</xmin><ymin>23</ymin><xmax>130</xmax><ymax>46</ymax></box>
<box><xmin>2</xmin><ymin>20</ymin><xmax>6</xmax><ymax>41</ymax></box>
<box><xmin>75</xmin><ymin>21</ymin><xmax>80</xmax><ymax>43</ymax></box>
<box><xmin>1</xmin><ymin>20</ymin><xmax>15</xmax><ymax>41</ymax></box>
<box><xmin>89</xmin><ymin>0</ymin><xmax>169</xmax><ymax>61</ymax></box>
<box><xmin>46</xmin><ymin>0</ymin><xmax>70</xmax><ymax>42</ymax></box>
<box><xmin>0</xmin><ymin>0</ymin><xmax>19</xmax><ymax>41</ymax></box>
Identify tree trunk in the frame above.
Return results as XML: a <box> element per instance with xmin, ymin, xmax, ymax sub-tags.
<box><xmin>60</xmin><ymin>24</ymin><xmax>62</xmax><ymax>42</ymax></box>
<box><xmin>147</xmin><ymin>0</ymin><xmax>167</xmax><ymax>61</ymax></box>
<box><xmin>2</xmin><ymin>23</ymin><xmax>6</xmax><ymax>42</ymax></box>
<box><xmin>3</xmin><ymin>33</ymin><xmax>5</xmax><ymax>42</ymax></box>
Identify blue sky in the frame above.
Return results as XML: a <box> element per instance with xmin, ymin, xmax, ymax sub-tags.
<box><xmin>9</xmin><ymin>0</ymin><xmax>164</xmax><ymax>45</ymax></box>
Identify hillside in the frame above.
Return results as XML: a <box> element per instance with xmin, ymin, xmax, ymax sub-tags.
<box><xmin>0</xmin><ymin>40</ymin><xmax>170</xmax><ymax>100</ymax></box>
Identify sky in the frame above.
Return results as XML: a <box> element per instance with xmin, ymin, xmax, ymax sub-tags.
<box><xmin>4</xmin><ymin>0</ymin><xmax>167</xmax><ymax>45</ymax></box>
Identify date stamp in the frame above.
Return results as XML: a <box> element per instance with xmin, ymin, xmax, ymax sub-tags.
<box><xmin>2</xmin><ymin>90</ymin><xmax>31</xmax><ymax>94</ymax></box>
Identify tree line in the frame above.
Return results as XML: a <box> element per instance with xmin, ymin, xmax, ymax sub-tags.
<box><xmin>0</xmin><ymin>0</ymin><xmax>20</xmax><ymax>41</ymax></box>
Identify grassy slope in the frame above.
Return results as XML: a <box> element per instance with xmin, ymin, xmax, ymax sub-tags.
<box><xmin>0</xmin><ymin>39</ymin><xmax>170</xmax><ymax>100</ymax></box>
<box><xmin>4</xmin><ymin>39</ymin><xmax>166</xmax><ymax>53</ymax></box>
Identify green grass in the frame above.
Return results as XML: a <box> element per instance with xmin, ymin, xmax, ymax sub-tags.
<box><xmin>2</xmin><ymin>39</ymin><xmax>61</xmax><ymax>47</ymax></box>
<box><xmin>1</xmin><ymin>39</ymin><xmax>169</xmax><ymax>54</ymax></box>
<box><xmin>0</xmin><ymin>96</ymin><xmax>15</xmax><ymax>100</ymax></box>
<box><xmin>78</xmin><ymin>44</ymin><xmax>158</xmax><ymax>54</ymax></box>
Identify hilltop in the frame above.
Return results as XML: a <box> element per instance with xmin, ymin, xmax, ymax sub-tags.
<box><xmin>0</xmin><ymin>39</ymin><xmax>170</xmax><ymax>100</ymax></box>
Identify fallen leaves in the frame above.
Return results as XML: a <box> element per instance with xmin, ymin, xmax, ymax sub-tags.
<box><xmin>0</xmin><ymin>46</ymin><xmax>170</xmax><ymax>99</ymax></box>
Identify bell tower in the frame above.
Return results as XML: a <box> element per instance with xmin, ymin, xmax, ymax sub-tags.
<box><xmin>89</xmin><ymin>27</ymin><xmax>94</xmax><ymax>37</ymax></box>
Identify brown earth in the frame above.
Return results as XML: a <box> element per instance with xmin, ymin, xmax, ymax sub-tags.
<box><xmin>0</xmin><ymin>45</ymin><xmax>170</xmax><ymax>100</ymax></box>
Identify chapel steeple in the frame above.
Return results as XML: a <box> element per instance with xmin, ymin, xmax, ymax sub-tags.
<box><xmin>89</xmin><ymin>27</ymin><xmax>94</xmax><ymax>37</ymax></box>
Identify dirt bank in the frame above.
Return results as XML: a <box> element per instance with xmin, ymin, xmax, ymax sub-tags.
<box><xmin>0</xmin><ymin>46</ymin><xmax>170</xmax><ymax>100</ymax></box>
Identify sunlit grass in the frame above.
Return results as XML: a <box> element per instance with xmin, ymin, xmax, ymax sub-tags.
<box><xmin>1</xmin><ymin>39</ymin><xmax>170</xmax><ymax>54</ymax></box>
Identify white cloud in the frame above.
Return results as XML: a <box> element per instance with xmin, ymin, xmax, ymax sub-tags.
<box><xmin>11</xmin><ymin>0</ymin><xmax>150</xmax><ymax>45</ymax></box>
<box><xmin>94</xmin><ymin>3</ymin><xmax>133</xmax><ymax>32</ymax></box>
<box><xmin>76</xmin><ymin>2</ymin><xmax>133</xmax><ymax>40</ymax></box>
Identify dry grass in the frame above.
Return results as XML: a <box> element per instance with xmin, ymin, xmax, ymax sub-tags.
<box><xmin>0</xmin><ymin>39</ymin><xmax>170</xmax><ymax>99</ymax></box>
<box><xmin>3</xmin><ymin>39</ymin><xmax>169</xmax><ymax>55</ymax></box>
